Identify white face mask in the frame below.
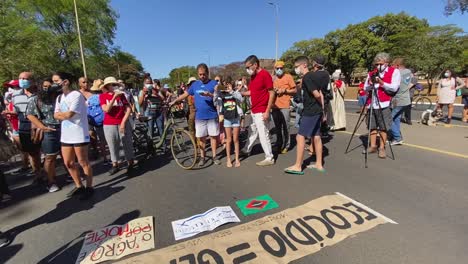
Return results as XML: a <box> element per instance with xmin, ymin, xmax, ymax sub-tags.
<box><xmin>294</xmin><ymin>67</ymin><xmax>302</xmax><ymax>76</ymax></box>
<box><xmin>275</xmin><ymin>69</ymin><xmax>284</xmax><ymax>76</ymax></box>
<box><xmin>246</xmin><ymin>68</ymin><xmax>254</xmax><ymax>76</ymax></box>
<box><xmin>444</xmin><ymin>72</ymin><xmax>450</xmax><ymax>78</ymax></box>
<box><xmin>378</xmin><ymin>64</ymin><xmax>387</xmax><ymax>73</ymax></box>
<box><xmin>145</xmin><ymin>84</ymin><xmax>153</xmax><ymax>89</ymax></box>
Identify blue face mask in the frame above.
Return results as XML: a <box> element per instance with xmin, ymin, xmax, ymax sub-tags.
<box><xmin>275</xmin><ymin>69</ymin><xmax>284</xmax><ymax>76</ymax></box>
<box><xmin>19</xmin><ymin>79</ymin><xmax>31</xmax><ymax>89</ymax></box>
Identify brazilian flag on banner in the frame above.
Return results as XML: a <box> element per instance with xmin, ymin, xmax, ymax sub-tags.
<box><xmin>236</xmin><ymin>194</ymin><xmax>279</xmax><ymax>216</ymax></box>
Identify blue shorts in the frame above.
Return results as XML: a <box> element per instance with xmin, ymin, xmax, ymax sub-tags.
<box><xmin>224</xmin><ymin>118</ymin><xmax>240</xmax><ymax>128</ymax></box>
<box><xmin>358</xmin><ymin>95</ymin><xmax>367</xmax><ymax>106</ymax></box>
<box><xmin>298</xmin><ymin>114</ymin><xmax>322</xmax><ymax>138</ymax></box>
<box><xmin>462</xmin><ymin>96</ymin><xmax>468</xmax><ymax>107</ymax></box>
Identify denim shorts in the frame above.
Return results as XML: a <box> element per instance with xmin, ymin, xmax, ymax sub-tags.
<box><xmin>224</xmin><ymin>118</ymin><xmax>241</xmax><ymax>128</ymax></box>
<box><xmin>358</xmin><ymin>95</ymin><xmax>367</xmax><ymax>106</ymax></box>
<box><xmin>42</xmin><ymin>130</ymin><xmax>61</xmax><ymax>155</ymax></box>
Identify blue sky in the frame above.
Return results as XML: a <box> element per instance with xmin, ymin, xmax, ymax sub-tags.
<box><xmin>111</xmin><ymin>0</ymin><xmax>467</xmax><ymax>78</ymax></box>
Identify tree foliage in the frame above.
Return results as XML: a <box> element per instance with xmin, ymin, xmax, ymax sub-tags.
<box><xmin>280</xmin><ymin>12</ymin><xmax>466</xmax><ymax>92</ymax></box>
<box><xmin>0</xmin><ymin>0</ymin><xmax>144</xmax><ymax>84</ymax></box>
<box><xmin>444</xmin><ymin>0</ymin><xmax>468</xmax><ymax>15</ymax></box>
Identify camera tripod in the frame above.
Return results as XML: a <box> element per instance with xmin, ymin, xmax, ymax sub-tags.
<box><xmin>345</xmin><ymin>88</ymin><xmax>395</xmax><ymax>168</ymax></box>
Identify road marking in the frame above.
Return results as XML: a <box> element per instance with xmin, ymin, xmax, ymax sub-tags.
<box><xmin>345</xmin><ymin>113</ymin><xmax>468</xmax><ymax>128</ymax></box>
<box><xmin>337</xmin><ymin>131</ymin><xmax>468</xmax><ymax>159</ymax></box>
<box><xmin>335</xmin><ymin>192</ymin><xmax>398</xmax><ymax>224</ymax></box>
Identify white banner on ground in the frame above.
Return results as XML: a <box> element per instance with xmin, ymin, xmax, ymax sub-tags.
<box><xmin>172</xmin><ymin>206</ymin><xmax>241</xmax><ymax>241</ymax></box>
<box><xmin>76</xmin><ymin>216</ymin><xmax>155</xmax><ymax>264</ymax></box>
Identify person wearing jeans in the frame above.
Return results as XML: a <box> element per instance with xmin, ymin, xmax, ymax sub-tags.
<box><xmin>272</xmin><ymin>60</ymin><xmax>296</xmax><ymax>154</ymax></box>
<box><xmin>240</xmin><ymin>55</ymin><xmax>275</xmax><ymax>166</ymax></box>
<box><xmin>390</xmin><ymin>58</ymin><xmax>412</xmax><ymax>145</ymax></box>
<box><xmin>138</xmin><ymin>78</ymin><xmax>165</xmax><ymax>138</ymax></box>
<box><xmin>100</xmin><ymin>77</ymin><xmax>135</xmax><ymax>176</ymax></box>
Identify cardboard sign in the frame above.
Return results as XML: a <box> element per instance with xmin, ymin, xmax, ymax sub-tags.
<box><xmin>172</xmin><ymin>206</ymin><xmax>241</xmax><ymax>241</ymax></box>
<box><xmin>236</xmin><ymin>194</ymin><xmax>279</xmax><ymax>216</ymax></box>
<box><xmin>76</xmin><ymin>216</ymin><xmax>155</xmax><ymax>264</ymax></box>
<box><xmin>116</xmin><ymin>193</ymin><xmax>396</xmax><ymax>264</ymax></box>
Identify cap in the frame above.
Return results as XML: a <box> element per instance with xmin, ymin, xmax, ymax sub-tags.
<box><xmin>312</xmin><ymin>55</ymin><xmax>326</xmax><ymax>66</ymax></box>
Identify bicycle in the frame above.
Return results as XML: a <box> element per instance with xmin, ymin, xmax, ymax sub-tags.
<box><xmin>412</xmin><ymin>89</ymin><xmax>432</xmax><ymax>111</ymax></box>
<box><xmin>134</xmin><ymin>104</ymin><xmax>197</xmax><ymax>169</ymax></box>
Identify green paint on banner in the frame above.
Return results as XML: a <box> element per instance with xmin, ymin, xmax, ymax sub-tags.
<box><xmin>236</xmin><ymin>194</ymin><xmax>279</xmax><ymax>216</ymax></box>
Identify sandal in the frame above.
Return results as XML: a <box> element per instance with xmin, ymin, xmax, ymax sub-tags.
<box><xmin>307</xmin><ymin>164</ymin><xmax>326</xmax><ymax>173</ymax></box>
<box><xmin>284</xmin><ymin>167</ymin><xmax>304</xmax><ymax>175</ymax></box>
<box><xmin>234</xmin><ymin>161</ymin><xmax>241</xmax><ymax>168</ymax></box>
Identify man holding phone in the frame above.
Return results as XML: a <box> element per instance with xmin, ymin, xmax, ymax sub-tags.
<box><xmin>170</xmin><ymin>63</ymin><xmax>220</xmax><ymax>166</ymax></box>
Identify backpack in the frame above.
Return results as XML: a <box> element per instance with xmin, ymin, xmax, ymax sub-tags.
<box><xmin>87</xmin><ymin>95</ymin><xmax>104</xmax><ymax>127</ymax></box>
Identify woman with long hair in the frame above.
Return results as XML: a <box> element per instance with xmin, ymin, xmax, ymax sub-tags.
<box><xmin>436</xmin><ymin>70</ymin><xmax>464</xmax><ymax>124</ymax></box>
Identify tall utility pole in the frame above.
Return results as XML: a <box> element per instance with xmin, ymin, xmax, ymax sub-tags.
<box><xmin>73</xmin><ymin>0</ymin><xmax>87</xmax><ymax>78</ymax></box>
<box><xmin>268</xmin><ymin>2</ymin><xmax>279</xmax><ymax>61</ymax></box>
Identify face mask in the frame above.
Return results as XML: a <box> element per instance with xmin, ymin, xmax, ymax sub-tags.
<box><xmin>275</xmin><ymin>69</ymin><xmax>284</xmax><ymax>76</ymax></box>
<box><xmin>295</xmin><ymin>67</ymin><xmax>302</xmax><ymax>76</ymax></box>
<box><xmin>378</xmin><ymin>64</ymin><xmax>387</xmax><ymax>73</ymax></box>
<box><xmin>246</xmin><ymin>68</ymin><xmax>254</xmax><ymax>76</ymax></box>
<box><xmin>19</xmin><ymin>79</ymin><xmax>31</xmax><ymax>89</ymax></box>
<box><xmin>444</xmin><ymin>72</ymin><xmax>450</xmax><ymax>78</ymax></box>
<box><xmin>145</xmin><ymin>84</ymin><xmax>153</xmax><ymax>89</ymax></box>
<box><xmin>113</xmin><ymin>85</ymin><xmax>121</xmax><ymax>91</ymax></box>
<box><xmin>49</xmin><ymin>83</ymin><xmax>62</xmax><ymax>93</ymax></box>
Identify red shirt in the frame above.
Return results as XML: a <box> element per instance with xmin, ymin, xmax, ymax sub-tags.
<box><xmin>358</xmin><ymin>82</ymin><xmax>366</xmax><ymax>96</ymax></box>
<box><xmin>6</xmin><ymin>102</ymin><xmax>19</xmax><ymax>131</ymax></box>
<box><xmin>99</xmin><ymin>92</ymin><xmax>129</xmax><ymax>125</ymax></box>
<box><xmin>249</xmin><ymin>69</ymin><xmax>274</xmax><ymax>114</ymax></box>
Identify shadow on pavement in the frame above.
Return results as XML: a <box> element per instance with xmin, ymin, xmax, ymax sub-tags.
<box><xmin>36</xmin><ymin>210</ymin><xmax>141</xmax><ymax>264</ymax></box>
<box><xmin>0</xmin><ymin>183</ymin><xmax>125</xmax><ymax>262</ymax></box>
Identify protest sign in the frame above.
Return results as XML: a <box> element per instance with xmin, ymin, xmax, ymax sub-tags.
<box><xmin>117</xmin><ymin>193</ymin><xmax>396</xmax><ymax>264</ymax></box>
<box><xmin>172</xmin><ymin>206</ymin><xmax>240</xmax><ymax>241</ymax></box>
<box><xmin>236</xmin><ymin>194</ymin><xmax>279</xmax><ymax>216</ymax></box>
<box><xmin>76</xmin><ymin>216</ymin><xmax>155</xmax><ymax>264</ymax></box>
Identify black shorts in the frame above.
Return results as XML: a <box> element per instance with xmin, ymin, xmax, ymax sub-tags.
<box><xmin>367</xmin><ymin>107</ymin><xmax>392</xmax><ymax>131</ymax></box>
<box><xmin>298</xmin><ymin>114</ymin><xmax>322</xmax><ymax>138</ymax></box>
<box><xmin>61</xmin><ymin>142</ymin><xmax>89</xmax><ymax>147</ymax></box>
<box><xmin>19</xmin><ymin>132</ymin><xmax>41</xmax><ymax>154</ymax></box>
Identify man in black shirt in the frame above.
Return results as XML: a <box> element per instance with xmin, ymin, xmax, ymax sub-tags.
<box><xmin>285</xmin><ymin>56</ymin><xmax>329</xmax><ymax>175</ymax></box>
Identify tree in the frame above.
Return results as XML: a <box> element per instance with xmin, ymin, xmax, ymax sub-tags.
<box><xmin>167</xmin><ymin>66</ymin><xmax>198</xmax><ymax>88</ymax></box>
<box><xmin>405</xmin><ymin>25</ymin><xmax>466</xmax><ymax>94</ymax></box>
<box><xmin>444</xmin><ymin>0</ymin><xmax>468</xmax><ymax>15</ymax></box>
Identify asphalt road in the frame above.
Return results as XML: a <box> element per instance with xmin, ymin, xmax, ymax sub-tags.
<box><xmin>1</xmin><ymin>103</ymin><xmax>467</xmax><ymax>264</ymax></box>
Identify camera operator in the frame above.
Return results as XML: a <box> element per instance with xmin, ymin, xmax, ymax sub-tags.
<box><xmin>364</xmin><ymin>52</ymin><xmax>401</xmax><ymax>159</ymax></box>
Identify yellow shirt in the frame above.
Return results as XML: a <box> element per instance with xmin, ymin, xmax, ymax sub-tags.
<box><xmin>273</xmin><ymin>73</ymin><xmax>296</xmax><ymax>109</ymax></box>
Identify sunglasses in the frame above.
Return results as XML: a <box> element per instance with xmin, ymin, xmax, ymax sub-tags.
<box><xmin>275</xmin><ymin>67</ymin><xmax>283</xmax><ymax>70</ymax></box>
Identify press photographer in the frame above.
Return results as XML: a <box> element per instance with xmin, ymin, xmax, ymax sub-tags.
<box><xmin>364</xmin><ymin>52</ymin><xmax>401</xmax><ymax>159</ymax></box>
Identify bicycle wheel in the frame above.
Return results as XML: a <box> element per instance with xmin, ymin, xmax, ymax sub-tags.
<box><xmin>414</xmin><ymin>97</ymin><xmax>432</xmax><ymax>111</ymax></box>
<box><xmin>170</xmin><ymin>129</ymin><xmax>197</xmax><ymax>169</ymax></box>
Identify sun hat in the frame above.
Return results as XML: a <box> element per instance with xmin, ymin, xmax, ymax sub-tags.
<box><xmin>187</xmin><ymin>77</ymin><xmax>197</xmax><ymax>85</ymax></box>
<box><xmin>102</xmin><ymin>76</ymin><xmax>121</xmax><ymax>88</ymax></box>
<box><xmin>90</xmin><ymin>79</ymin><xmax>104</xmax><ymax>91</ymax></box>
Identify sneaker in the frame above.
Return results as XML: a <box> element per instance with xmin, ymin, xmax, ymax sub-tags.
<box><xmin>390</xmin><ymin>140</ymin><xmax>403</xmax><ymax>146</ymax></box>
<box><xmin>198</xmin><ymin>157</ymin><xmax>206</xmax><ymax>167</ymax></box>
<box><xmin>256</xmin><ymin>159</ymin><xmax>275</xmax><ymax>166</ymax></box>
<box><xmin>378</xmin><ymin>148</ymin><xmax>387</xmax><ymax>159</ymax></box>
<box><xmin>213</xmin><ymin>158</ymin><xmax>221</xmax><ymax>165</ymax></box>
<box><xmin>66</xmin><ymin>186</ymin><xmax>85</xmax><ymax>198</ymax></box>
<box><xmin>47</xmin><ymin>183</ymin><xmax>60</xmax><ymax>193</ymax></box>
<box><xmin>281</xmin><ymin>148</ymin><xmax>288</xmax><ymax>154</ymax></box>
<box><xmin>79</xmin><ymin>187</ymin><xmax>94</xmax><ymax>201</ymax></box>
<box><xmin>108</xmin><ymin>166</ymin><xmax>119</xmax><ymax>176</ymax></box>
<box><xmin>0</xmin><ymin>232</ymin><xmax>10</xmax><ymax>248</ymax></box>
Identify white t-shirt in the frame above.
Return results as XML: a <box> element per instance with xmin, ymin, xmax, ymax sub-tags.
<box><xmin>54</xmin><ymin>90</ymin><xmax>90</xmax><ymax>144</ymax></box>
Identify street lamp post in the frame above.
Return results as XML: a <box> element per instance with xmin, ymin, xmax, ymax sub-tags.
<box><xmin>73</xmin><ymin>0</ymin><xmax>87</xmax><ymax>78</ymax></box>
<box><xmin>268</xmin><ymin>2</ymin><xmax>279</xmax><ymax>61</ymax></box>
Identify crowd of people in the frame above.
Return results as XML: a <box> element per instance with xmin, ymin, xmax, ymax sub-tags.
<box><xmin>1</xmin><ymin>51</ymin><xmax>468</xmax><ymax>248</ymax></box>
